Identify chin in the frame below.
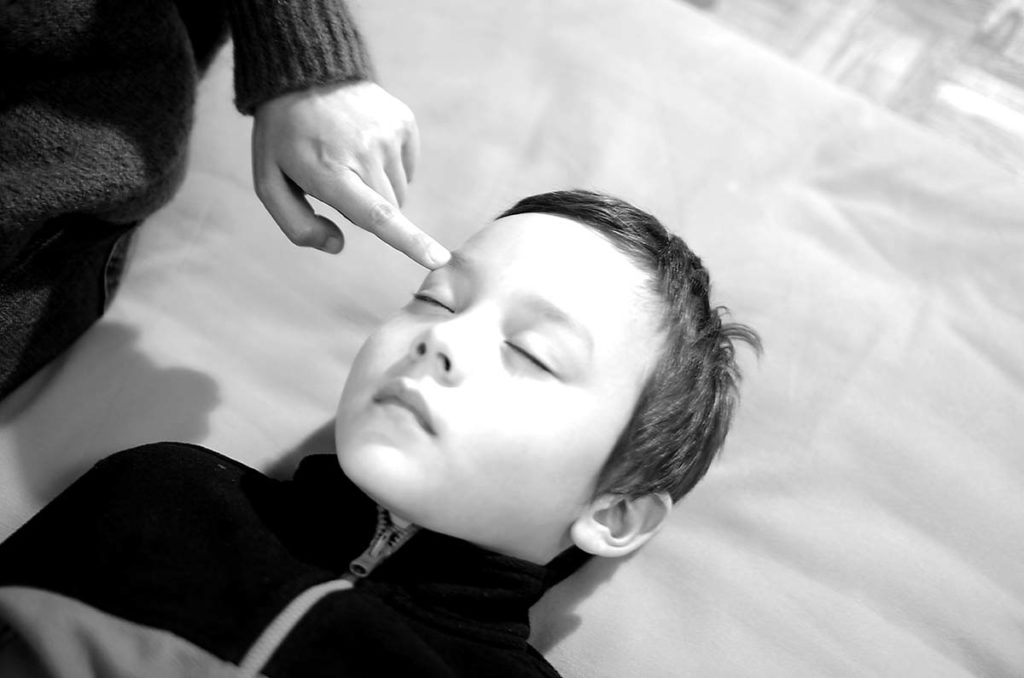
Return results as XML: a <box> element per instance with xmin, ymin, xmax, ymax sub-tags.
<box><xmin>336</xmin><ymin>440</ymin><xmax>424</xmax><ymax>513</ymax></box>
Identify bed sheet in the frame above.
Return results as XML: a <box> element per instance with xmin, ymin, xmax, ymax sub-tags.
<box><xmin>1</xmin><ymin>0</ymin><xmax>1023</xmax><ymax>676</ymax></box>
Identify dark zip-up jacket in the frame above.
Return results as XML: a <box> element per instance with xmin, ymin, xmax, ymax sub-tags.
<box><xmin>0</xmin><ymin>443</ymin><xmax>586</xmax><ymax>677</ymax></box>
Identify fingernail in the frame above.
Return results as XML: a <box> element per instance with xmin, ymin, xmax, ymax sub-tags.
<box><xmin>427</xmin><ymin>242</ymin><xmax>450</xmax><ymax>267</ymax></box>
<box><xmin>324</xmin><ymin>236</ymin><xmax>343</xmax><ymax>254</ymax></box>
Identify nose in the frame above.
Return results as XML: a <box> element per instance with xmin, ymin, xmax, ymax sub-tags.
<box><xmin>410</xmin><ymin>325</ymin><xmax>461</xmax><ymax>384</ymax></box>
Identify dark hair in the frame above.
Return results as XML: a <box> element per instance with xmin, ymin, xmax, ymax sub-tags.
<box><xmin>499</xmin><ymin>189</ymin><xmax>761</xmax><ymax>502</ymax></box>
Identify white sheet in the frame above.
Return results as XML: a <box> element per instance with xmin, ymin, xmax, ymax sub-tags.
<box><xmin>2</xmin><ymin>1</ymin><xmax>1023</xmax><ymax>675</ymax></box>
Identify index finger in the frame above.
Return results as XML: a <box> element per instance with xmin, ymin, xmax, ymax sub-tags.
<box><xmin>328</xmin><ymin>170</ymin><xmax>450</xmax><ymax>269</ymax></box>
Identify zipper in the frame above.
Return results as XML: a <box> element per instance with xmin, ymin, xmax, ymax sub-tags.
<box><xmin>348</xmin><ymin>507</ymin><xmax>421</xmax><ymax>579</ymax></box>
<box><xmin>237</xmin><ymin>507</ymin><xmax>419</xmax><ymax>677</ymax></box>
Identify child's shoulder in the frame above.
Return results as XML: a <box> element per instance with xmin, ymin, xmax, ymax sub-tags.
<box><xmin>0</xmin><ymin>442</ymin><xmax>283</xmax><ymax>580</ymax></box>
<box><xmin>0</xmin><ymin>443</ymin><xmax>356</xmax><ymax>642</ymax></box>
<box><xmin>93</xmin><ymin>441</ymin><xmax>256</xmax><ymax>482</ymax></box>
<box><xmin>94</xmin><ymin>442</ymin><xmax>347</xmax><ymax>491</ymax></box>
<box><xmin>86</xmin><ymin>443</ymin><xmax>363</xmax><ymax>529</ymax></box>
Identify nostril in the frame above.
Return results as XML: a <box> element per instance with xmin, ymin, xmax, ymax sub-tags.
<box><xmin>415</xmin><ymin>341</ymin><xmax>452</xmax><ymax>374</ymax></box>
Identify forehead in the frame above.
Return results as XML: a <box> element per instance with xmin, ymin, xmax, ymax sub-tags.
<box><xmin>443</xmin><ymin>212</ymin><xmax>663</xmax><ymax>369</ymax></box>
<box><xmin>456</xmin><ymin>212</ymin><xmax>646</xmax><ymax>291</ymax></box>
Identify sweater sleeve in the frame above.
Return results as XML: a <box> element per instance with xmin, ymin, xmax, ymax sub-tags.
<box><xmin>227</xmin><ymin>0</ymin><xmax>373</xmax><ymax>115</ymax></box>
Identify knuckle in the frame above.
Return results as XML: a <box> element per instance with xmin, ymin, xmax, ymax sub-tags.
<box><xmin>367</xmin><ymin>201</ymin><xmax>396</xmax><ymax>230</ymax></box>
<box><xmin>316</xmin><ymin>146</ymin><xmax>347</xmax><ymax>174</ymax></box>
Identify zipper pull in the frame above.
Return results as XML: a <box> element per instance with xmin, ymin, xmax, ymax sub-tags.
<box><xmin>348</xmin><ymin>507</ymin><xmax>419</xmax><ymax>579</ymax></box>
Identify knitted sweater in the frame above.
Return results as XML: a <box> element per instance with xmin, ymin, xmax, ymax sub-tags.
<box><xmin>0</xmin><ymin>0</ymin><xmax>372</xmax><ymax>249</ymax></box>
<box><xmin>0</xmin><ymin>0</ymin><xmax>374</xmax><ymax>399</ymax></box>
<box><xmin>0</xmin><ymin>443</ymin><xmax>584</xmax><ymax>677</ymax></box>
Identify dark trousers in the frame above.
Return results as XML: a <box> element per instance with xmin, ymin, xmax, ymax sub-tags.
<box><xmin>0</xmin><ymin>218</ymin><xmax>137</xmax><ymax>400</ymax></box>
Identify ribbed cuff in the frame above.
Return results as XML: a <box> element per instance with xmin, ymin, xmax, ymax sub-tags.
<box><xmin>228</xmin><ymin>0</ymin><xmax>373</xmax><ymax>114</ymax></box>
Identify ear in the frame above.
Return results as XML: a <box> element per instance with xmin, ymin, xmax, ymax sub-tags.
<box><xmin>569</xmin><ymin>492</ymin><xmax>672</xmax><ymax>558</ymax></box>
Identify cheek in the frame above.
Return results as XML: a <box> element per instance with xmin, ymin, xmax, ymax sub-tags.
<box><xmin>342</xmin><ymin>326</ymin><xmax>408</xmax><ymax>397</ymax></box>
<box><xmin>337</xmin><ymin>336</ymin><xmax>405</xmax><ymax>439</ymax></box>
<box><xmin>462</xmin><ymin>386</ymin><xmax>622</xmax><ymax>487</ymax></box>
<box><xmin>336</xmin><ymin>347</ymin><xmax>376</xmax><ymax>418</ymax></box>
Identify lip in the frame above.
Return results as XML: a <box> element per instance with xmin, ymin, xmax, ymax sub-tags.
<box><xmin>372</xmin><ymin>379</ymin><xmax>437</xmax><ymax>435</ymax></box>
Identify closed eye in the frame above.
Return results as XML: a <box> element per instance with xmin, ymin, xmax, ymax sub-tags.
<box><xmin>412</xmin><ymin>292</ymin><xmax>454</xmax><ymax>313</ymax></box>
<box><xmin>505</xmin><ymin>342</ymin><xmax>552</xmax><ymax>374</ymax></box>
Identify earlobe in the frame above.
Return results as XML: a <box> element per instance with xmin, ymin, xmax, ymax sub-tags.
<box><xmin>570</xmin><ymin>492</ymin><xmax>672</xmax><ymax>558</ymax></box>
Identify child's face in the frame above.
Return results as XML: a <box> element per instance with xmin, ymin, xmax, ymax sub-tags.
<box><xmin>335</xmin><ymin>212</ymin><xmax>663</xmax><ymax>563</ymax></box>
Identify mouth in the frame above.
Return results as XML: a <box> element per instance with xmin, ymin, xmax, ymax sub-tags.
<box><xmin>372</xmin><ymin>380</ymin><xmax>437</xmax><ymax>435</ymax></box>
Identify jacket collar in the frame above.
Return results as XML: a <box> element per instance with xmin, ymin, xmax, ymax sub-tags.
<box><xmin>291</xmin><ymin>454</ymin><xmax>591</xmax><ymax>644</ymax></box>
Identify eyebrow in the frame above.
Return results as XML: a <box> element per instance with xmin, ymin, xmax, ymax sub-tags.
<box><xmin>443</xmin><ymin>251</ymin><xmax>595</xmax><ymax>356</ymax></box>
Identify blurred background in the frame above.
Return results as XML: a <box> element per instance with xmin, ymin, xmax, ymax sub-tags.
<box><xmin>687</xmin><ymin>0</ymin><xmax>1024</xmax><ymax>175</ymax></box>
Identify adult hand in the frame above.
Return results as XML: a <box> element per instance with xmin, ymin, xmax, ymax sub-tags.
<box><xmin>252</xmin><ymin>81</ymin><xmax>450</xmax><ymax>268</ymax></box>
